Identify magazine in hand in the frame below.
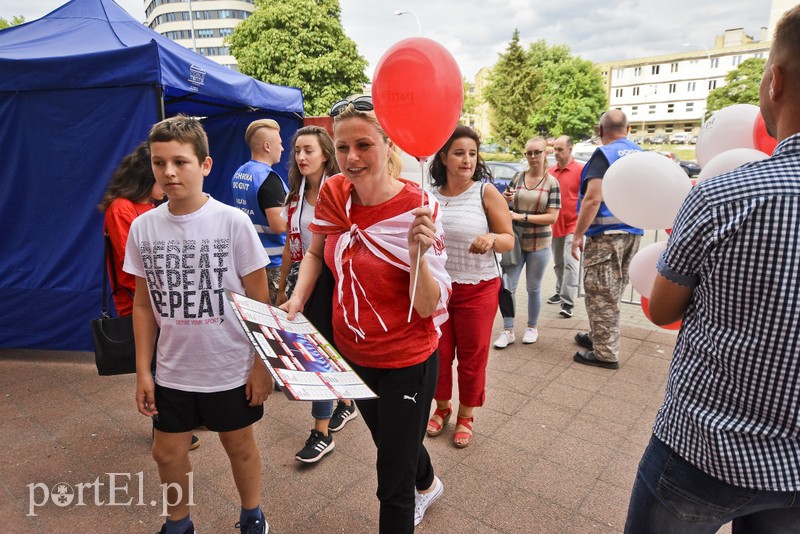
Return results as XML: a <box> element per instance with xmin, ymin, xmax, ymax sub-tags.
<box><xmin>225</xmin><ymin>289</ymin><xmax>377</xmax><ymax>401</ymax></box>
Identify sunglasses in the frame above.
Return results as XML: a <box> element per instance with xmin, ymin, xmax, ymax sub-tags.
<box><xmin>329</xmin><ymin>95</ymin><xmax>374</xmax><ymax>118</ymax></box>
<box><xmin>525</xmin><ymin>149</ymin><xmax>545</xmax><ymax>157</ymax></box>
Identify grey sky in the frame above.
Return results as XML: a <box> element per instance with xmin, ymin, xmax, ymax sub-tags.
<box><xmin>6</xmin><ymin>0</ymin><xmax>771</xmax><ymax>79</ymax></box>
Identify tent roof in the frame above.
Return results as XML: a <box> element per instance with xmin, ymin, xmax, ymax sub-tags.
<box><xmin>0</xmin><ymin>0</ymin><xmax>304</xmax><ymax>117</ymax></box>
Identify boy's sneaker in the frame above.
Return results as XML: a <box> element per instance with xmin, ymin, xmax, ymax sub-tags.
<box><xmin>295</xmin><ymin>429</ymin><xmax>334</xmax><ymax>463</ymax></box>
<box><xmin>414</xmin><ymin>476</ymin><xmax>444</xmax><ymax>526</ymax></box>
<box><xmin>328</xmin><ymin>401</ymin><xmax>358</xmax><ymax>433</ymax></box>
<box><xmin>522</xmin><ymin>327</ymin><xmax>539</xmax><ymax>344</ymax></box>
<box><xmin>235</xmin><ymin>516</ymin><xmax>269</xmax><ymax>534</ymax></box>
<box><xmin>559</xmin><ymin>304</ymin><xmax>574</xmax><ymax>318</ymax></box>
<box><xmin>493</xmin><ymin>330</ymin><xmax>515</xmax><ymax>349</ymax></box>
<box><xmin>546</xmin><ymin>293</ymin><xmax>562</xmax><ymax>304</ymax></box>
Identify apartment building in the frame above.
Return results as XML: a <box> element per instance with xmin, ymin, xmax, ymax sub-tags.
<box><xmin>596</xmin><ymin>28</ymin><xmax>770</xmax><ymax>139</ymax></box>
<box><xmin>145</xmin><ymin>0</ymin><xmax>254</xmax><ymax>70</ymax></box>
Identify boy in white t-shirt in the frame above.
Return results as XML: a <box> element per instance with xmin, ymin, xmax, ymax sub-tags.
<box><xmin>124</xmin><ymin>116</ymin><xmax>272</xmax><ymax>534</ymax></box>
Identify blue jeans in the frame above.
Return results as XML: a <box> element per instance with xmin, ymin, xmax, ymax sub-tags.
<box><xmin>625</xmin><ymin>435</ymin><xmax>800</xmax><ymax>533</ymax></box>
<box><xmin>502</xmin><ymin>248</ymin><xmax>551</xmax><ymax>330</ymax></box>
<box><xmin>312</xmin><ymin>400</ymin><xmax>334</xmax><ymax>420</ymax></box>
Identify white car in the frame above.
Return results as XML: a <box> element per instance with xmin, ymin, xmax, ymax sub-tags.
<box><xmin>670</xmin><ymin>133</ymin><xmax>691</xmax><ymax>144</ymax></box>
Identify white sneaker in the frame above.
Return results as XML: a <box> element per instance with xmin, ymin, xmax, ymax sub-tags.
<box><xmin>522</xmin><ymin>327</ymin><xmax>539</xmax><ymax>344</ymax></box>
<box><xmin>414</xmin><ymin>476</ymin><xmax>444</xmax><ymax>526</ymax></box>
<box><xmin>493</xmin><ymin>330</ymin><xmax>515</xmax><ymax>349</ymax></box>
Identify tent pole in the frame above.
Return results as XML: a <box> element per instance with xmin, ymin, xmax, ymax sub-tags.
<box><xmin>157</xmin><ymin>85</ymin><xmax>165</xmax><ymax>121</ymax></box>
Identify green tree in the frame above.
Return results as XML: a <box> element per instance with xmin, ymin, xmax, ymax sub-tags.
<box><xmin>526</xmin><ymin>40</ymin><xmax>607</xmax><ymax>139</ymax></box>
<box><xmin>228</xmin><ymin>0</ymin><xmax>368</xmax><ymax>116</ymax></box>
<box><xmin>462</xmin><ymin>79</ymin><xmax>478</xmax><ymax>116</ymax></box>
<box><xmin>0</xmin><ymin>15</ymin><xmax>25</xmax><ymax>29</ymax></box>
<box><xmin>482</xmin><ymin>29</ymin><xmax>544</xmax><ymax>154</ymax></box>
<box><xmin>706</xmin><ymin>57</ymin><xmax>765</xmax><ymax>117</ymax></box>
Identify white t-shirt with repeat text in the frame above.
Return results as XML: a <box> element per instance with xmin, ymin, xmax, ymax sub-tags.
<box><xmin>124</xmin><ymin>196</ymin><xmax>269</xmax><ymax>392</ymax></box>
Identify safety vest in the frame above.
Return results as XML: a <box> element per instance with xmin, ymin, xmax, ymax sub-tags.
<box><xmin>231</xmin><ymin>160</ymin><xmax>287</xmax><ymax>265</ymax></box>
<box><xmin>578</xmin><ymin>139</ymin><xmax>644</xmax><ymax>237</ymax></box>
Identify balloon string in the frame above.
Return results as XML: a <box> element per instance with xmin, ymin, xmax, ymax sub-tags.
<box><xmin>408</xmin><ymin>156</ymin><xmax>428</xmax><ymax>323</ymax></box>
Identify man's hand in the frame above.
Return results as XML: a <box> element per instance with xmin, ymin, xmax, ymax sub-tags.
<box><xmin>571</xmin><ymin>235</ymin><xmax>584</xmax><ymax>260</ymax></box>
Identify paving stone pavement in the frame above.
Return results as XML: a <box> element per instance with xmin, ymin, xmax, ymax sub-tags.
<box><xmin>2</xmin><ymin>255</ymin><xmax>736</xmax><ymax>533</ymax></box>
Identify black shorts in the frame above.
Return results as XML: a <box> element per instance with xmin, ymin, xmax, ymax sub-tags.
<box><xmin>153</xmin><ymin>383</ymin><xmax>263</xmax><ymax>433</ymax></box>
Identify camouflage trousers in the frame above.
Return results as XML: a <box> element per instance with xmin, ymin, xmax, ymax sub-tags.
<box><xmin>582</xmin><ymin>233</ymin><xmax>641</xmax><ymax>362</ymax></box>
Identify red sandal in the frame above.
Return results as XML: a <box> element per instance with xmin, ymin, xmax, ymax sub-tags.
<box><xmin>453</xmin><ymin>415</ymin><xmax>474</xmax><ymax>448</ymax></box>
<box><xmin>426</xmin><ymin>404</ymin><xmax>452</xmax><ymax>437</ymax></box>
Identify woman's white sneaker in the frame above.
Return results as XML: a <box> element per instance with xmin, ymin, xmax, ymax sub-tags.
<box><xmin>414</xmin><ymin>476</ymin><xmax>444</xmax><ymax>526</ymax></box>
<box><xmin>493</xmin><ymin>330</ymin><xmax>515</xmax><ymax>349</ymax></box>
<box><xmin>522</xmin><ymin>327</ymin><xmax>539</xmax><ymax>344</ymax></box>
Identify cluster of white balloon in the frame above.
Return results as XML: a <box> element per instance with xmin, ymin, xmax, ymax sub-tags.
<box><xmin>602</xmin><ymin>103</ymin><xmax>778</xmax><ymax>330</ymax></box>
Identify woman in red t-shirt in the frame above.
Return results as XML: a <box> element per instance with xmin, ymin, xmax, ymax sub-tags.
<box><xmin>283</xmin><ymin>96</ymin><xmax>451</xmax><ymax>533</ymax></box>
<box><xmin>97</xmin><ymin>142</ymin><xmax>165</xmax><ymax>317</ymax></box>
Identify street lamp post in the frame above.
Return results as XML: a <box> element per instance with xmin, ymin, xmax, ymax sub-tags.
<box><xmin>393</xmin><ymin>10</ymin><xmax>422</xmax><ymax>35</ymax></box>
<box><xmin>683</xmin><ymin>43</ymin><xmax>712</xmax><ymax>127</ymax></box>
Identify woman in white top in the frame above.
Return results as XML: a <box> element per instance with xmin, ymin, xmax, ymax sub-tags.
<box><xmin>427</xmin><ymin>125</ymin><xmax>514</xmax><ymax>448</ymax></box>
<box><xmin>277</xmin><ymin>126</ymin><xmax>358</xmax><ymax>464</ymax></box>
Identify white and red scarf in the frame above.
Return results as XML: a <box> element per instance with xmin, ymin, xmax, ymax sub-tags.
<box><xmin>310</xmin><ymin>174</ymin><xmax>451</xmax><ymax>341</ymax></box>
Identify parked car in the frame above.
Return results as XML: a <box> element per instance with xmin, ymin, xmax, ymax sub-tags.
<box><xmin>483</xmin><ymin>161</ymin><xmax>525</xmax><ymax>193</ymax></box>
<box><xmin>670</xmin><ymin>132</ymin><xmax>691</xmax><ymax>144</ymax></box>
<box><xmin>646</xmin><ymin>134</ymin><xmax>669</xmax><ymax>144</ymax></box>
<box><xmin>678</xmin><ymin>159</ymin><xmax>701</xmax><ymax>177</ymax></box>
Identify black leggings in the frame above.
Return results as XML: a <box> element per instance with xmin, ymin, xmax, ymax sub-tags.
<box><xmin>348</xmin><ymin>351</ymin><xmax>439</xmax><ymax>534</ymax></box>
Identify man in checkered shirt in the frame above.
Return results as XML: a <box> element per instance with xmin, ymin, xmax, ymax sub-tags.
<box><xmin>625</xmin><ymin>6</ymin><xmax>800</xmax><ymax>532</ymax></box>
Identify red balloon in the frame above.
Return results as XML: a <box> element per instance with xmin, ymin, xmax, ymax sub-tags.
<box><xmin>753</xmin><ymin>112</ymin><xmax>778</xmax><ymax>155</ymax></box>
<box><xmin>372</xmin><ymin>38</ymin><xmax>464</xmax><ymax>158</ymax></box>
<box><xmin>640</xmin><ymin>296</ymin><xmax>682</xmax><ymax>331</ymax></box>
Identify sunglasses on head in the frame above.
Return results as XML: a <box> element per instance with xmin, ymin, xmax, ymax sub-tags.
<box><xmin>525</xmin><ymin>149</ymin><xmax>545</xmax><ymax>157</ymax></box>
<box><xmin>329</xmin><ymin>95</ymin><xmax>374</xmax><ymax>118</ymax></box>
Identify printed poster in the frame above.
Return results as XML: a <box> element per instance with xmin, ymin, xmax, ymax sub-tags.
<box><xmin>225</xmin><ymin>289</ymin><xmax>377</xmax><ymax>401</ymax></box>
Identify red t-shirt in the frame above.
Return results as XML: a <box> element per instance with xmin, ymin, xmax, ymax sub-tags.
<box><xmin>104</xmin><ymin>198</ymin><xmax>155</xmax><ymax>316</ymax></box>
<box><xmin>548</xmin><ymin>159</ymin><xmax>583</xmax><ymax>238</ymax></box>
<box><xmin>316</xmin><ymin>176</ymin><xmax>439</xmax><ymax>369</ymax></box>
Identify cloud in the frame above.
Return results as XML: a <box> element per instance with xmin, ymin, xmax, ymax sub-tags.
<box><xmin>8</xmin><ymin>0</ymin><xmax>771</xmax><ymax>80</ymax></box>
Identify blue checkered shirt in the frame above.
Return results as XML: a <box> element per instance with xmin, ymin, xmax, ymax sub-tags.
<box><xmin>654</xmin><ymin>133</ymin><xmax>800</xmax><ymax>491</ymax></box>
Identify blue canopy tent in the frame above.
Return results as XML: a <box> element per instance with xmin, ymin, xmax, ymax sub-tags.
<box><xmin>0</xmin><ymin>0</ymin><xmax>304</xmax><ymax>350</ymax></box>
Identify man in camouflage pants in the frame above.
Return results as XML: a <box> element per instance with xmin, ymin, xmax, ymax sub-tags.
<box><xmin>570</xmin><ymin>110</ymin><xmax>643</xmax><ymax>369</ymax></box>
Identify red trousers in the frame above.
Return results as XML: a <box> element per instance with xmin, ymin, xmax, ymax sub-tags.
<box><xmin>435</xmin><ymin>277</ymin><xmax>500</xmax><ymax>407</ymax></box>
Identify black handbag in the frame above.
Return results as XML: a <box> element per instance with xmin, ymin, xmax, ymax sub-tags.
<box><xmin>91</xmin><ymin>232</ymin><xmax>137</xmax><ymax>376</ymax></box>
<box><xmin>481</xmin><ymin>184</ymin><xmax>515</xmax><ymax>318</ymax></box>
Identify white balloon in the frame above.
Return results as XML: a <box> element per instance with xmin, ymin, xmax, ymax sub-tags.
<box><xmin>629</xmin><ymin>241</ymin><xmax>668</xmax><ymax>299</ymax></box>
<box><xmin>602</xmin><ymin>151</ymin><xmax>693</xmax><ymax>230</ymax></box>
<box><xmin>696</xmin><ymin>148</ymin><xmax>770</xmax><ymax>183</ymax></box>
<box><xmin>696</xmin><ymin>104</ymin><xmax>759</xmax><ymax>168</ymax></box>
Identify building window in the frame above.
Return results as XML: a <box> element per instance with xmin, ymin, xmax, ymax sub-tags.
<box><xmin>668</xmin><ymin>83</ymin><xmax>676</xmax><ymax>93</ymax></box>
<box><xmin>667</xmin><ymin>103</ymin><xmax>675</xmax><ymax>113</ymax></box>
<box><xmin>687</xmin><ymin>81</ymin><xmax>696</xmax><ymax>91</ymax></box>
<box><xmin>615</xmin><ymin>88</ymin><xmax>623</xmax><ymax>98</ymax></box>
<box><xmin>684</xmin><ymin>124</ymin><xmax>693</xmax><ymax>132</ymax></box>
<box><xmin>652</xmin><ymin>65</ymin><xmax>660</xmax><ymax>75</ymax></box>
<box><xmin>196</xmin><ymin>29</ymin><xmax>214</xmax><ymax>38</ymax></box>
<box><xmin>632</xmin><ymin>106</ymin><xmax>639</xmax><ymax>116</ymax></box>
<box><xmin>666</xmin><ymin>124</ymin><xmax>674</xmax><ymax>133</ymax></box>
<box><xmin>732</xmin><ymin>55</ymin><xmax>742</xmax><ymax>66</ymax></box>
<box><xmin>649</xmin><ymin>105</ymin><xmax>656</xmax><ymax>115</ymax></box>
<box><xmin>634</xmin><ymin>67</ymin><xmax>642</xmax><ymax>76</ymax></box>
<box><xmin>670</xmin><ymin>62</ymin><xmax>678</xmax><ymax>73</ymax></box>
<box><xmin>686</xmin><ymin>102</ymin><xmax>694</xmax><ymax>112</ymax></box>
<box><xmin>711</xmin><ymin>57</ymin><xmax>719</xmax><ymax>68</ymax></box>
<box><xmin>647</xmin><ymin>125</ymin><xmax>656</xmax><ymax>134</ymax></box>
<box><xmin>708</xmin><ymin>79</ymin><xmax>717</xmax><ymax>90</ymax></box>
<box><xmin>616</xmin><ymin>68</ymin><xmax>624</xmax><ymax>78</ymax></box>
<box><xmin>633</xmin><ymin>86</ymin><xmax>640</xmax><ymax>96</ymax></box>
<box><xmin>219</xmin><ymin>28</ymin><xmax>233</xmax><ymax>37</ymax></box>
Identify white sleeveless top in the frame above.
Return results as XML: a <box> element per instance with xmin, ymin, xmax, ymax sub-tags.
<box><xmin>432</xmin><ymin>181</ymin><xmax>500</xmax><ymax>284</ymax></box>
